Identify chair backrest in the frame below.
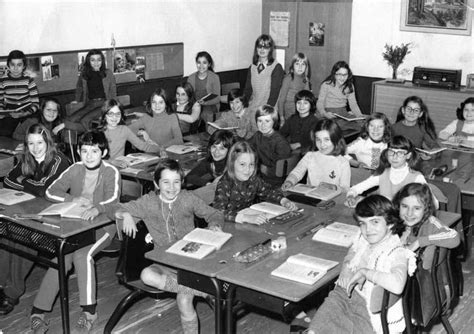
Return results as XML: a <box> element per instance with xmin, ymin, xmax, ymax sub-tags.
<box><xmin>427</xmin><ymin>182</ymin><xmax>448</xmax><ymax>211</ymax></box>
<box><xmin>220</xmin><ymin>82</ymin><xmax>241</xmax><ymax>105</ymax></box>
<box><xmin>428</xmin><ymin>179</ymin><xmax>462</xmax><ymax>213</ymax></box>
<box><xmin>275</xmin><ymin>153</ymin><xmax>301</xmax><ymax>178</ymax></box>
<box><xmin>380</xmin><ymin>284</ymin><xmax>413</xmax><ymax>334</ymax></box>
<box><xmin>115</xmin><ymin>220</ymin><xmax>154</xmax><ymax>284</ymax></box>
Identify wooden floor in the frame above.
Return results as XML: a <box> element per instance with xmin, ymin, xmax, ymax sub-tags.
<box><xmin>1</xmin><ymin>247</ymin><xmax>473</xmax><ymax>334</ymax></box>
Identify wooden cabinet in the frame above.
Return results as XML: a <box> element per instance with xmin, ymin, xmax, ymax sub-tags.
<box><xmin>371</xmin><ymin>80</ymin><xmax>474</xmax><ymax>133</ymax></box>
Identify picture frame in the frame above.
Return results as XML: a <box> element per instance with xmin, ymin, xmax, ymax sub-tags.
<box><xmin>466</xmin><ymin>74</ymin><xmax>474</xmax><ymax>91</ymax></box>
<box><xmin>400</xmin><ymin>0</ymin><xmax>472</xmax><ymax>36</ymax></box>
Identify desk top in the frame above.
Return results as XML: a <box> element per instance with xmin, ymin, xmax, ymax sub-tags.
<box><xmin>0</xmin><ymin>197</ymin><xmax>112</xmax><ymax>238</ymax></box>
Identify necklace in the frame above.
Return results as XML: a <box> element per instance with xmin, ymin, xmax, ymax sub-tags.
<box><xmin>160</xmin><ymin>194</ymin><xmax>178</xmax><ymax>242</ymax></box>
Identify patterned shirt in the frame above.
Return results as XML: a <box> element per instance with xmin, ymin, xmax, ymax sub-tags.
<box><xmin>0</xmin><ymin>73</ymin><xmax>39</xmax><ymax>115</ymax></box>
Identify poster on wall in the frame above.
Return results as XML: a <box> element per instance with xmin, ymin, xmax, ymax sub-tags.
<box><xmin>41</xmin><ymin>56</ymin><xmax>54</xmax><ymax>81</ymax></box>
<box><xmin>400</xmin><ymin>0</ymin><xmax>472</xmax><ymax>36</ymax></box>
<box><xmin>269</xmin><ymin>11</ymin><xmax>290</xmax><ymax>47</ymax></box>
<box><xmin>25</xmin><ymin>57</ymin><xmax>40</xmax><ymax>79</ymax></box>
<box><xmin>309</xmin><ymin>22</ymin><xmax>325</xmax><ymax>46</ymax></box>
<box><xmin>113</xmin><ymin>49</ymin><xmax>136</xmax><ymax>74</ymax></box>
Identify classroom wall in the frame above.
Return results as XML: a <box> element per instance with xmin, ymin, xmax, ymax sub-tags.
<box><xmin>349</xmin><ymin>0</ymin><xmax>474</xmax><ymax>85</ymax></box>
<box><xmin>0</xmin><ymin>0</ymin><xmax>262</xmax><ymax>76</ymax></box>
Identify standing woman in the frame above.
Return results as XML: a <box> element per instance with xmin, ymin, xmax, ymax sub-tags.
<box><xmin>67</xmin><ymin>49</ymin><xmax>117</xmax><ymax>131</ymax></box>
<box><xmin>244</xmin><ymin>34</ymin><xmax>284</xmax><ymax>113</ymax></box>
<box><xmin>187</xmin><ymin>51</ymin><xmax>221</xmax><ymax>123</ymax></box>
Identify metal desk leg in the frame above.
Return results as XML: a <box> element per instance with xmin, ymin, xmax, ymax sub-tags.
<box><xmin>225</xmin><ymin>285</ymin><xmax>237</xmax><ymax>334</ymax></box>
<box><xmin>210</xmin><ymin>278</ymin><xmax>223</xmax><ymax>334</ymax></box>
<box><xmin>57</xmin><ymin>240</ymin><xmax>70</xmax><ymax>334</ymax></box>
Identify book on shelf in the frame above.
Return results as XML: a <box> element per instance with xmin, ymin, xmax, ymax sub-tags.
<box><xmin>287</xmin><ymin>183</ymin><xmax>341</xmax><ymax>201</ymax></box>
<box><xmin>166</xmin><ymin>228</ymin><xmax>233</xmax><ymax>259</ymax></box>
<box><xmin>200</xmin><ymin>93</ymin><xmax>218</xmax><ymax>102</ymax></box>
<box><xmin>235</xmin><ymin>202</ymin><xmax>289</xmax><ymax>224</ymax></box>
<box><xmin>416</xmin><ymin>147</ymin><xmax>446</xmax><ymax>155</ymax></box>
<box><xmin>165</xmin><ymin>143</ymin><xmax>200</xmax><ymax>155</ymax></box>
<box><xmin>0</xmin><ymin>102</ymin><xmax>32</xmax><ymax>114</ymax></box>
<box><xmin>312</xmin><ymin>222</ymin><xmax>360</xmax><ymax>247</ymax></box>
<box><xmin>271</xmin><ymin>253</ymin><xmax>338</xmax><ymax>285</ymax></box>
<box><xmin>334</xmin><ymin>113</ymin><xmax>365</xmax><ymax>122</ymax></box>
<box><xmin>207</xmin><ymin>122</ymin><xmax>238</xmax><ymax>131</ymax></box>
<box><xmin>0</xmin><ymin>188</ymin><xmax>35</xmax><ymax>205</ymax></box>
<box><xmin>38</xmin><ymin>202</ymin><xmax>89</xmax><ymax>219</ymax></box>
<box><xmin>114</xmin><ymin>153</ymin><xmax>160</xmax><ymax>166</ymax></box>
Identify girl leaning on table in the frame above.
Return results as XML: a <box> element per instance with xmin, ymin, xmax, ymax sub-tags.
<box><xmin>439</xmin><ymin>97</ymin><xmax>474</xmax><ymax>143</ymax></box>
<box><xmin>307</xmin><ymin>195</ymin><xmax>415</xmax><ymax>334</ymax></box>
<box><xmin>110</xmin><ymin>158</ymin><xmax>223</xmax><ymax>334</ymax></box>
<box><xmin>172</xmin><ymin>81</ymin><xmax>202</xmax><ymax>134</ymax></box>
<box><xmin>0</xmin><ymin>124</ymin><xmax>70</xmax><ymax>316</ymax></box>
<box><xmin>213</xmin><ymin>140</ymin><xmax>297</xmax><ymax>225</ymax></box>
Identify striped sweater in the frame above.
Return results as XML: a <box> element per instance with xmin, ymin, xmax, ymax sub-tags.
<box><xmin>0</xmin><ymin>73</ymin><xmax>39</xmax><ymax>115</ymax></box>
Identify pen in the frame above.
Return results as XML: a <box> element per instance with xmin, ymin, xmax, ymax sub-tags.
<box><xmin>43</xmin><ymin>222</ymin><xmax>60</xmax><ymax>229</ymax></box>
<box><xmin>296</xmin><ymin>222</ymin><xmax>327</xmax><ymax>241</ymax></box>
<box><xmin>465</xmin><ymin>177</ymin><xmax>471</xmax><ymax>184</ymax></box>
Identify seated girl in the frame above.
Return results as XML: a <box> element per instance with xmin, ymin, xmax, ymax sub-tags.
<box><xmin>213</xmin><ymin>141</ymin><xmax>297</xmax><ymax>225</ymax></box>
<box><xmin>248</xmin><ymin>105</ymin><xmax>291</xmax><ymax>185</ymax></box>
<box><xmin>97</xmin><ymin>99</ymin><xmax>161</xmax><ymax>165</ymax></box>
<box><xmin>279</xmin><ymin>89</ymin><xmax>319</xmax><ymax>154</ymax></box>
<box><xmin>207</xmin><ymin>88</ymin><xmax>258</xmax><ymax>140</ymax></box>
<box><xmin>345</xmin><ymin>136</ymin><xmax>426</xmax><ymax>208</ymax></box>
<box><xmin>172</xmin><ymin>82</ymin><xmax>202</xmax><ymax>134</ymax></box>
<box><xmin>281</xmin><ymin>118</ymin><xmax>350</xmax><ymax>192</ymax></box>
<box><xmin>307</xmin><ymin>195</ymin><xmax>415</xmax><ymax>334</ymax></box>
<box><xmin>128</xmin><ymin>89</ymin><xmax>183</xmax><ymax>147</ymax></box>
<box><xmin>345</xmin><ymin>112</ymin><xmax>391</xmax><ymax>170</ymax></box>
<box><xmin>439</xmin><ymin>97</ymin><xmax>474</xmax><ymax>142</ymax></box>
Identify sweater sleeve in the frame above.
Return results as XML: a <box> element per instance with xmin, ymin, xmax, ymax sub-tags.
<box><xmin>127</xmin><ymin>115</ymin><xmax>148</xmax><ymax>134</ymax></box>
<box><xmin>3</xmin><ymin>161</ymin><xmax>25</xmax><ymax>191</ymax></box>
<box><xmin>439</xmin><ymin>120</ymin><xmax>457</xmax><ymax>140</ymax></box>
<box><xmin>187</xmin><ymin>160</ymin><xmax>212</xmax><ymax>187</ymax></box>
<box><xmin>339</xmin><ymin>158</ymin><xmax>351</xmax><ymax>192</ymax></box>
<box><xmin>202</xmin><ymin>72</ymin><xmax>221</xmax><ymax>106</ymax></box>
<box><xmin>125</xmin><ymin>126</ymin><xmax>161</xmax><ymax>153</ymax></box>
<box><xmin>12</xmin><ymin>117</ymin><xmax>37</xmax><ymax>141</ymax></box>
<box><xmin>213</xmin><ymin>175</ymin><xmax>237</xmax><ymax>221</ymax></box>
<box><xmin>285</xmin><ymin>153</ymin><xmax>311</xmax><ymax>185</ymax></box>
<box><xmin>272</xmin><ymin>133</ymin><xmax>292</xmax><ymax>163</ymax></box>
<box><xmin>243</xmin><ymin>66</ymin><xmax>253</xmax><ymax>103</ymax></box>
<box><xmin>316</xmin><ymin>82</ymin><xmax>329</xmax><ymax>116</ymax></box>
<box><xmin>74</xmin><ymin>75</ymin><xmax>84</xmax><ymax>102</ymax></box>
<box><xmin>177</xmin><ymin>102</ymin><xmax>201</xmax><ymax>123</ymax></box>
<box><xmin>95</xmin><ymin>163</ymin><xmax>121</xmax><ymax>213</ymax></box>
<box><xmin>162</xmin><ymin>114</ymin><xmax>184</xmax><ymax>147</ymax></box>
<box><xmin>256</xmin><ymin>177</ymin><xmax>284</xmax><ymax>204</ymax></box>
<box><xmin>422</xmin><ymin>129</ymin><xmax>440</xmax><ymax>149</ymax></box>
<box><xmin>46</xmin><ymin>164</ymin><xmax>77</xmax><ymax>202</ymax></box>
<box><xmin>267</xmin><ymin>63</ymin><xmax>284</xmax><ymax>106</ymax></box>
<box><xmin>346</xmin><ymin>88</ymin><xmax>363</xmax><ymax>116</ymax></box>
<box><xmin>277</xmin><ymin>76</ymin><xmax>291</xmax><ymax>118</ymax></box>
<box><xmin>189</xmin><ymin>191</ymin><xmax>224</xmax><ymax>228</ymax></box>
<box><xmin>347</xmin><ymin>174</ymin><xmax>380</xmax><ymax>197</ymax></box>
<box><xmin>417</xmin><ymin>216</ymin><xmax>460</xmax><ymax>249</ymax></box>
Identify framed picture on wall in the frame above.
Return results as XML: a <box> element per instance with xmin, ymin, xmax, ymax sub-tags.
<box><xmin>400</xmin><ymin>0</ymin><xmax>472</xmax><ymax>36</ymax></box>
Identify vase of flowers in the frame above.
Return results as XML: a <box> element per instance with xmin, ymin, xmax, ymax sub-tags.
<box><xmin>382</xmin><ymin>43</ymin><xmax>411</xmax><ymax>81</ymax></box>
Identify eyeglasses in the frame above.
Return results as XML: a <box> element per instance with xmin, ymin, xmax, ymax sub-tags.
<box><xmin>404</xmin><ymin>107</ymin><xmax>421</xmax><ymax>115</ymax></box>
<box><xmin>257</xmin><ymin>44</ymin><xmax>271</xmax><ymax>50</ymax></box>
<box><xmin>387</xmin><ymin>149</ymin><xmax>408</xmax><ymax>158</ymax></box>
<box><xmin>106</xmin><ymin>112</ymin><xmax>121</xmax><ymax>118</ymax></box>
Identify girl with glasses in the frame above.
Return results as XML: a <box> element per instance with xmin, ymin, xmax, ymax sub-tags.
<box><xmin>345</xmin><ymin>135</ymin><xmax>426</xmax><ymax>208</ymax></box>
<box><xmin>243</xmin><ymin>34</ymin><xmax>284</xmax><ymax>113</ymax></box>
<box><xmin>392</xmin><ymin>96</ymin><xmax>440</xmax><ymax>157</ymax></box>
<box><xmin>316</xmin><ymin>60</ymin><xmax>364</xmax><ymax>120</ymax></box>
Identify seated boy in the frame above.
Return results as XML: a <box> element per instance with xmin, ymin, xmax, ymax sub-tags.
<box><xmin>30</xmin><ymin>131</ymin><xmax>121</xmax><ymax>333</ymax></box>
<box><xmin>109</xmin><ymin>158</ymin><xmax>223</xmax><ymax>334</ymax></box>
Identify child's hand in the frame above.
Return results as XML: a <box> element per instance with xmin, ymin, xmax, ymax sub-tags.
<box><xmin>119</xmin><ymin>212</ymin><xmax>138</xmax><ymax>238</ymax></box>
<box><xmin>407</xmin><ymin>240</ymin><xmax>420</xmax><ymax>252</ymax></box>
<box><xmin>241</xmin><ymin>213</ymin><xmax>268</xmax><ymax>225</ymax></box>
<box><xmin>82</xmin><ymin>207</ymin><xmax>99</xmax><ymax>220</ymax></box>
<box><xmin>281</xmin><ymin>181</ymin><xmax>294</xmax><ymax>191</ymax></box>
<box><xmin>138</xmin><ymin>129</ymin><xmax>150</xmax><ymax>142</ymax></box>
<box><xmin>346</xmin><ymin>268</ymin><xmax>368</xmax><ymax>297</ymax></box>
<box><xmin>208</xmin><ymin>225</ymin><xmax>223</xmax><ymax>232</ymax></box>
<box><xmin>11</xmin><ymin>111</ymin><xmax>29</xmax><ymax>119</ymax></box>
<box><xmin>281</xmin><ymin>197</ymin><xmax>298</xmax><ymax>211</ymax></box>
<box><xmin>344</xmin><ymin>195</ymin><xmax>361</xmax><ymax>208</ymax></box>
<box><xmin>112</xmin><ymin>158</ymin><xmax>130</xmax><ymax>169</ymax></box>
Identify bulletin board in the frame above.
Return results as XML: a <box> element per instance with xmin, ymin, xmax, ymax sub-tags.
<box><xmin>0</xmin><ymin>43</ymin><xmax>183</xmax><ymax>95</ymax></box>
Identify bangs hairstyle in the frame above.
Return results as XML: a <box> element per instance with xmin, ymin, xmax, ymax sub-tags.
<box><xmin>354</xmin><ymin>194</ymin><xmax>405</xmax><ymax>236</ymax></box>
<box><xmin>98</xmin><ymin>99</ymin><xmax>126</xmax><ymax>129</ymax></box>
<box><xmin>7</xmin><ymin>50</ymin><xmax>27</xmax><ymax>69</ymax></box>
<box><xmin>294</xmin><ymin>90</ymin><xmax>316</xmax><ymax>114</ymax></box>
<box><xmin>147</xmin><ymin>88</ymin><xmax>171</xmax><ymax>115</ymax></box>
<box><xmin>289</xmin><ymin>53</ymin><xmax>311</xmax><ymax>83</ymax></box>
<box><xmin>375</xmin><ymin>135</ymin><xmax>419</xmax><ymax>175</ymax></box>
<box><xmin>456</xmin><ymin>97</ymin><xmax>474</xmax><ymax>121</ymax></box>
<box><xmin>21</xmin><ymin>123</ymin><xmax>57</xmax><ymax>177</ymax></box>
<box><xmin>226</xmin><ymin>141</ymin><xmax>257</xmax><ymax>181</ymax></box>
<box><xmin>175</xmin><ymin>81</ymin><xmax>196</xmax><ymax>106</ymax></box>
<box><xmin>313</xmin><ymin>118</ymin><xmax>346</xmax><ymax>156</ymax></box>
<box><xmin>195</xmin><ymin>51</ymin><xmax>215</xmax><ymax>72</ymax></box>
<box><xmin>252</xmin><ymin>34</ymin><xmax>275</xmax><ymax>65</ymax></box>
<box><xmin>39</xmin><ymin>97</ymin><xmax>63</xmax><ymax>126</ymax></box>
<box><xmin>228</xmin><ymin>88</ymin><xmax>248</xmax><ymax>108</ymax></box>
<box><xmin>360</xmin><ymin>112</ymin><xmax>391</xmax><ymax>143</ymax></box>
<box><xmin>396</xmin><ymin>95</ymin><xmax>437</xmax><ymax>141</ymax></box>
<box><xmin>82</xmin><ymin>49</ymin><xmax>106</xmax><ymax>79</ymax></box>
<box><xmin>153</xmin><ymin>158</ymin><xmax>185</xmax><ymax>185</ymax></box>
<box><xmin>323</xmin><ymin>60</ymin><xmax>354</xmax><ymax>95</ymax></box>
<box><xmin>255</xmin><ymin>105</ymin><xmax>279</xmax><ymax>129</ymax></box>
<box><xmin>393</xmin><ymin>183</ymin><xmax>435</xmax><ymax>232</ymax></box>
<box><xmin>78</xmin><ymin>131</ymin><xmax>109</xmax><ymax>159</ymax></box>
<box><xmin>207</xmin><ymin>130</ymin><xmax>235</xmax><ymax>162</ymax></box>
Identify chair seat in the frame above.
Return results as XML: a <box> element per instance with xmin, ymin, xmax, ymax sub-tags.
<box><xmin>126</xmin><ymin>280</ymin><xmax>165</xmax><ymax>295</ymax></box>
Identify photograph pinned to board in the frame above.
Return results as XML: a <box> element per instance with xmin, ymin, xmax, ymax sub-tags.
<box><xmin>135</xmin><ymin>55</ymin><xmax>146</xmax><ymax>81</ymax></box>
<box><xmin>0</xmin><ymin>61</ymin><xmax>7</xmax><ymax>77</ymax></box>
<box><xmin>400</xmin><ymin>0</ymin><xmax>472</xmax><ymax>36</ymax></box>
<box><xmin>309</xmin><ymin>22</ymin><xmax>325</xmax><ymax>46</ymax></box>
<box><xmin>41</xmin><ymin>55</ymin><xmax>54</xmax><ymax>81</ymax></box>
<box><xmin>25</xmin><ymin>57</ymin><xmax>40</xmax><ymax>79</ymax></box>
<box><xmin>269</xmin><ymin>11</ymin><xmax>290</xmax><ymax>47</ymax></box>
<box><xmin>113</xmin><ymin>49</ymin><xmax>137</xmax><ymax>74</ymax></box>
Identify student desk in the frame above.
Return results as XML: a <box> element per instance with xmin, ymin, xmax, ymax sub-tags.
<box><xmin>0</xmin><ymin>197</ymin><xmax>112</xmax><ymax>334</ymax></box>
<box><xmin>0</xmin><ymin>136</ymin><xmax>21</xmax><ymax>177</ymax></box>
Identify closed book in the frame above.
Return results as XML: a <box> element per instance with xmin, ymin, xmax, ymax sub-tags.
<box><xmin>288</xmin><ymin>183</ymin><xmax>341</xmax><ymax>201</ymax></box>
<box><xmin>200</xmin><ymin>93</ymin><xmax>218</xmax><ymax>102</ymax></box>
<box><xmin>271</xmin><ymin>253</ymin><xmax>338</xmax><ymax>285</ymax></box>
<box><xmin>0</xmin><ymin>188</ymin><xmax>35</xmax><ymax>205</ymax></box>
<box><xmin>312</xmin><ymin>222</ymin><xmax>360</xmax><ymax>247</ymax></box>
<box><xmin>235</xmin><ymin>202</ymin><xmax>289</xmax><ymax>224</ymax></box>
<box><xmin>114</xmin><ymin>153</ymin><xmax>160</xmax><ymax>166</ymax></box>
<box><xmin>165</xmin><ymin>143</ymin><xmax>200</xmax><ymax>154</ymax></box>
<box><xmin>166</xmin><ymin>228</ymin><xmax>232</xmax><ymax>259</ymax></box>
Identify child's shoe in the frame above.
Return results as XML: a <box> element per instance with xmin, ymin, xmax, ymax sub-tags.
<box><xmin>30</xmin><ymin>314</ymin><xmax>49</xmax><ymax>334</ymax></box>
<box><xmin>74</xmin><ymin>311</ymin><xmax>97</xmax><ymax>333</ymax></box>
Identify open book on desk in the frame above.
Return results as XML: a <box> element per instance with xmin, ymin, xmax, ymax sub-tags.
<box><xmin>0</xmin><ymin>102</ymin><xmax>32</xmax><ymax>114</ymax></box>
<box><xmin>38</xmin><ymin>202</ymin><xmax>89</xmax><ymax>219</ymax></box>
<box><xmin>165</xmin><ymin>143</ymin><xmax>201</xmax><ymax>155</ymax></box>
<box><xmin>235</xmin><ymin>202</ymin><xmax>289</xmax><ymax>224</ymax></box>
<box><xmin>114</xmin><ymin>153</ymin><xmax>160</xmax><ymax>166</ymax></box>
<box><xmin>271</xmin><ymin>253</ymin><xmax>338</xmax><ymax>285</ymax></box>
<box><xmin>207</xmin><ymin>122</ymin><xmax>238</xmax><ymax>131</ymax></box>
<box><xmin>287</xmin><ymin>183</ymin><xmax>341</xmax><ymax>201</ymax></box>
<box><xmin>166</xmin><ymin>228</ymin><xmax>232</xmax><ymax>259</ymax></box>
<box><xmin>312</xmin><ymin>222</ymin><xmax>360</xmax><ymax>247</ymax></box>
<box><xmin>334</xmin><ymin>113</ymin><xmax>365</xmax><ymax>122</ymax></box>
<box><xmin>0</xmin><ymin>188</ymin><xmax>35</xmax><ymax>205</ymax></box>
